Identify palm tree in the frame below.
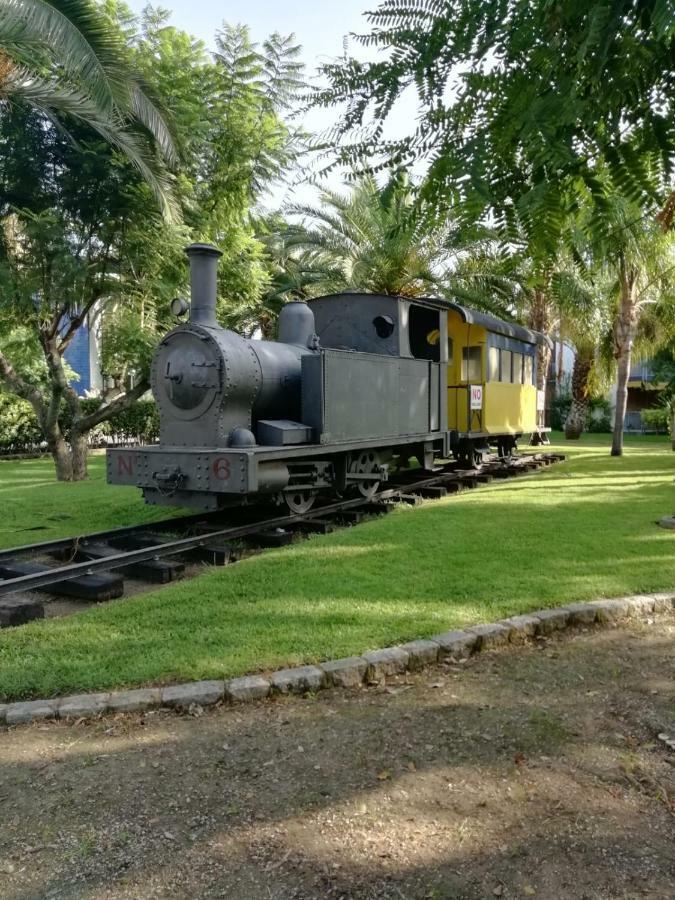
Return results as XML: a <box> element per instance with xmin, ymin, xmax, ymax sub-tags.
<box><xmin>287</xmin><ymin>173</ymin><xmax>450</xmax><ymax>297</ymax></box>
<box><xmin>545</xmin><ymin>257</ymin><xmax>612</xmax><ymax>439</ymax></box>
<box><xmin>0</xmin><ymin>0</ymin><xmax>177</xmax><ymax>216</ymax></box>
<box><xmin>587</xmin><ymin>199</ymin><xmax>675</xmax><ymax>455</ymax></box>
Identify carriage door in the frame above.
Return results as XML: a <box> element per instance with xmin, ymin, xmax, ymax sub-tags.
<box><xmin>462</xmin><ymin>345</ymin><xmax>484</xmax><ymax>432</ymax></box>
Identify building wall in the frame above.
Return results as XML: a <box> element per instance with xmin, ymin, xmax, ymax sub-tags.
<box><xmin>62</xmin><ymin>308</ymin><xmax>103</xmax><ymax>397</ymax></box>
<box><xmin>63</xmin><ymin>323</ymin><xmax>91</xmax><ymax>396</ymax></box>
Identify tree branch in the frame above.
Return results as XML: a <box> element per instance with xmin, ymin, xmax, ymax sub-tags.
<box><xmin>74</xmin><ymin>378</ymin><xmax>150</xmax><ymax>433</ymax></box>
<box><xmin>56</xmin><ymin>296</ymin><xmax>100</xmax><ymax>353</ymax></box>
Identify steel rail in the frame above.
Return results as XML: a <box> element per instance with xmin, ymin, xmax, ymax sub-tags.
<box><xmin>0</xmin><ymin>453</ymin><xmax>561</xmax><ymax>597</ymax></box>
<box><xmin>0</xmin><ymin>509</ymin><xmax>235</xmax><ymax>565</ymax></box>
<box><xmin>0</xmin><ymin>495</ymin><xmax>394</xmax><ymax>596</ymax></box>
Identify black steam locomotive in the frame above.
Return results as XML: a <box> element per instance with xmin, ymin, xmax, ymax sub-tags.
<box><xmin>108</xmin><ymin>243</ymin><xmax>549</xmax><ymax>512</ymax></box>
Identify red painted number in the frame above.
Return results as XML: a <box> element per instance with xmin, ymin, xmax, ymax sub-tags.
<box><xmin>212</xmin><ymin>457</ymin><xmax>231</xmax><ymax>481</ymax></box>
<box><xmin>117</xmin><ymin>455</ymin><xmax>134</xmax><ymax>476</ymax></box>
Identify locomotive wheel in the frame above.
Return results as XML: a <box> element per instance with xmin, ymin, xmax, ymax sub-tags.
<box><xmin>283</xmin><ymin>489</ymin><xmax>317</xmax><ymax>515</ymax></box>
<box><xmin>348</xmin><ymin>451</ymin><xmax>382</xmax><ymax>500</ymax></box>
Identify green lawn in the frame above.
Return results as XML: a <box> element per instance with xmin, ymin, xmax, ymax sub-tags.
<box><xmin>0</xmin><ymin>453</ymin><xmax>185</xmax><ymax>551</ymax></box>
<box><xmin>0</xmin><ymin>434</ymin><xmax>673</xmax><ymax>700</ymax></box>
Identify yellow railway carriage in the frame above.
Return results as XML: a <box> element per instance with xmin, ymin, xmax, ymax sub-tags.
<box><xmin>443</xmin><ymin>301</ymin><xmax>550</xmax><ymax>464</ymax></box>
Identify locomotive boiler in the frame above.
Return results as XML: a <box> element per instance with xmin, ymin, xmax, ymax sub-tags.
<box><xmin>108</xmin><ymin>242</ymin><xmax>550</xmax><ymax>512</ymax></box>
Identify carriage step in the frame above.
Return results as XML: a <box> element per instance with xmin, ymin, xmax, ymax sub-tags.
<box><xmin>0</xmin><ymin>561</ymin><xmax>123</xmax><ymax>601</ymax></box>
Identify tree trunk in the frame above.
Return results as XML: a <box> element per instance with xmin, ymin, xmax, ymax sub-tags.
<box><xmin>564</xmin><ymin>398</ymin><xmax>587</xmax><ymax>439</ymax></box>
<box><xmin>612</xmin><ymin>348</ymin><xmax>632</xmax><ymax>455</ymax></box>
<box><xmin>611</xmin><ymin>260</ymin><xmax>639</xmax><ymax>457</ymax></box>
<box><xmin>529</xmin><ymin>288</ymin><xmax>552</xmax><ymax>429</ymax></box>
<box><xmin>70</xmin><ymin>430</ymin><xmax>89</xmax><ymax>481</ymax></box>
<box><xmin>46</xmin><ymin>432</ymin><xmax>90</xmax><ymax>481</ymax></box>
<box><xmin>564</xmin><ymin>346</ymin><xmax>593</xmax><ymax>439</ymax></box>
<box><xmin>49</xmin><ymin>434</ymin><xmax>74</xmax><ymax>481</ymax></box>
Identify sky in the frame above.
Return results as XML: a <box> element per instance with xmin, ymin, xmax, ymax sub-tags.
<box><xmin>126</xmin><ymin>0</ymin><xmax>375</xmax><ymax>64</ymax></box>
<box><xmin>126</xmin><ymin>0</ymin><xmax>417</xmax><ymax>207</ymax></box>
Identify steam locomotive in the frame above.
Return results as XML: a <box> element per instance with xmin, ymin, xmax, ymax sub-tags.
<box><xmin>107</xmin><ymin>243</ymin><xmax>550</xmax><ymax>512</ymax></box>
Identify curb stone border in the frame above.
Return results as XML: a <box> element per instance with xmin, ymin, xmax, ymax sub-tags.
<box><xmin>1</xmin><ymin>592</ymin><xmax>673</xmax><ymax>727</ymax></box>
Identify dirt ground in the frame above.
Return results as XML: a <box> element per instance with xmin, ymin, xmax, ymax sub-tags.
<box><xmin>0</xmin><ymin>618</ymin><xmax>673</xmax><ymax>900</ymax></box>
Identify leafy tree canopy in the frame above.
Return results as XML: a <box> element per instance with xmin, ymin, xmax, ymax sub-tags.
<box><xmin>0</xmin><ymin>2</ymin><xmax>307</xmax><ymax>479</ymax></box>
<box><xmin>315</xmin><ymin>0</ymin><xmax>675</xmax><ymax>245</ymax></box>
<box><xmin>0</xmin><ymin>0</ymin><xmax>178</xmax><ymax>215</ymax></box>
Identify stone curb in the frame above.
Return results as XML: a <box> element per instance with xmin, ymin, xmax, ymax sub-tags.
<box><xmin>1</xmin><ymin>592</ymin><xmax>672</xmax><ymax>727</ymax></box>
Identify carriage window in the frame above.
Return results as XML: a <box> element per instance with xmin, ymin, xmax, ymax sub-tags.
<box><xmin>462</xmin><ymin>346</ymin><xmax>482</xmax><ymax>382</ymax></box>
<box><xmin>488</xmin><ymin>347</ymin><xmax>500</xmax><ymax>381</ymax></box>
<box><xmin>409</xmin><ymin>304</ymin><xmax>441</xmax><ymax>361</ymax></box>
<box><xmin>512</xmin><ymin>352</ymin><xmax>523</xmax><ymax>384</ymax></box>
<box><xmin>500</xmin><ymin>349</ymin><xmax>513</xmax><ymax>383</ymax></box>
<box><xmin>523</xmin><ymin>354</ymin><xmax>534</xmax><ymax>385</ymax></box>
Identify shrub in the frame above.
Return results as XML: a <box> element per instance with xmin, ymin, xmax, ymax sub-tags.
<box><xmin>0</xmin><ymin>393</ymin><xmax>159</xmax><ymax>453</ymax></box>
<box><xmin>0</xmin><ymin>394</ymin><xmax>43</xmax><ymax>451</ymax></box>
<box><xmin>642</xmin><ymin>407</ymin><xmax>670</xmax><ymax>433</ymax></box>
<box><xmin>550</xmin><ymin>389</ymin><xmax>571</xmax><ymax>431</ymax></box>
<box><xmin>551</xmin><ymin>388</ymin><xmax>612</xmax><ymax>433</ymax></box>
<box><xmin>587</xmin><ymin>397</ymin><xmax>612</xmax><ymax>433</ymax></box>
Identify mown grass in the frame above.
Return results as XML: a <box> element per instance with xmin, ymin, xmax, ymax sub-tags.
<box><xmin>0</xmin><ymin>454</ymin><xmax>184</xmax><ymax>550</ymax></box>
<box><xmin>0</xmin><ymin>434</ymin><xmax>673</xmax><ymax>700</ymax></box>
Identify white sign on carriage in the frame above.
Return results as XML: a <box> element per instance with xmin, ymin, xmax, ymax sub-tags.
<box><xmin>470</xmin><ymin>385</ymin><xmax>483</xmax><ymax>410</ymax></box>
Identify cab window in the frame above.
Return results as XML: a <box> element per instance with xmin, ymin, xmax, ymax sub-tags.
<box><xmin>409</xmin><ymin>304</ymin><xmax>441</xmax><ymax>362</ymax></box>
<box><xmin>512</xmin><ymin>352</ymin><xmax>523</xmax><ymax>384</ymax></box>
<box><xmin>523</xmin><ymin>354</ymin><xmax>534</xmax><ymax>385</ymax></box>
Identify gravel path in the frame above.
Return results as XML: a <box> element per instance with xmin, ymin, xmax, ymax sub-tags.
<box><xmin>1</xmin><ymin>617</ymin><xmax>673</xmax><ymax>899</ymax></box>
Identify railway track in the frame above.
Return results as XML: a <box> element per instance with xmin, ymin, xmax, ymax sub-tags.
<box><xmin>0</xmin><ymin>452</ymin><xmax>565</xmax><ymax>627</ymax></box>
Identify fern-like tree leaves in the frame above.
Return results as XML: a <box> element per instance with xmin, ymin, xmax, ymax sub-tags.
<box><xmin>315</xmin><ymin>0</ymin><xmax>675</xmax><ymax>240</ymax></box>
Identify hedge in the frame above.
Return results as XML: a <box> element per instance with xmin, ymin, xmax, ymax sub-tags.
<box><xmin>642</xmin><ymin>407</ymin><xmax>671</xmax><ymax>433</ymax></box>
<box><xmin>0</xmin><ymin>393</ymin><xmax>159</xmax><ymax>453</ymax></box>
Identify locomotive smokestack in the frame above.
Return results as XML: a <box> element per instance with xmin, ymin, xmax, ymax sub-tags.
<box><xmin>185</xmin><ymin>242</ymin><xmax>222</xmax><ymax>327</ymax></box>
